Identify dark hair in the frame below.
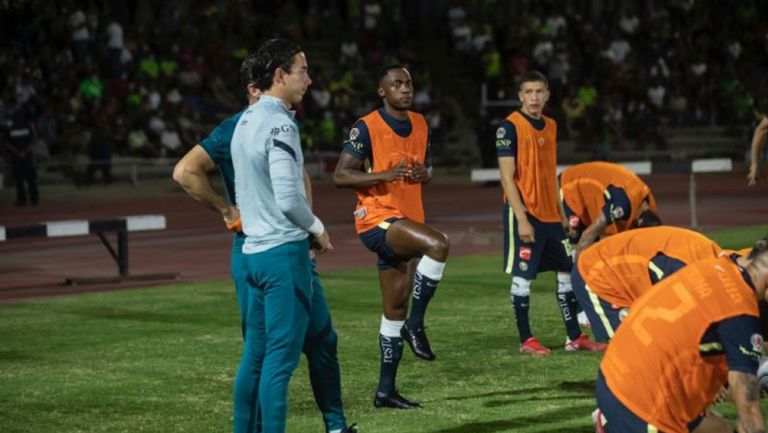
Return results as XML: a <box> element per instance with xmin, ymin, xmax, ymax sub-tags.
<box><xmin>636</xmin><ymin>210</ymin><xmax>662</xmax><ymax>228</ymax></box>
<box><xmin>246</xmin><ymin>38</ymin><xmax>303</xmax><ymax>91</ymax></box>
<box><xmin>379</xmin><ymin>64</ymin><xmax>407</xmax><ymax>83</ymax></box>
<box><xmin>748</xmin><ymin>237</ymin><xmax>768</xmax><ymax>261</ymax></box>
<box><xmin>240</xmin><ymin>53</ymin><xmax>260</xmax><ymax>94</ymax></box>
<box><xmin>519</xmin><ymin>70</ymin><xmax>549</xmax><ymax>89</ymax></box>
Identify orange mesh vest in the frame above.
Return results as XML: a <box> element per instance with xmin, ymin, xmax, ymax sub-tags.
<box><xmin>577</xmin><ymin>227</ymin><xmax>722</xmax><ymax>307</ymax></box>
<box><xmin>561</xmin><ymin>162</ymin><xmax>656</xmax><ymax>236</ymax></box>
<box><xmin>353</xmin><ymin>110</ymin><xmax>428</xmax><ymax>234</ymax></box>
<box><xmin>505</xmin><ymin>111</ymin><xmax>560</xmax><ymax>222</ymax></box>
<box><xmin>601</xmin><ymin>256</ymin><xmax>759</xmax><ymax>433</ymax></box>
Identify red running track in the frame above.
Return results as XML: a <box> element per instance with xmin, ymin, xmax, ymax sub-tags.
<box><xmin>1</xmin><ymin>173</ymin><xmax>766</xmax><ymax>303</ymax></box>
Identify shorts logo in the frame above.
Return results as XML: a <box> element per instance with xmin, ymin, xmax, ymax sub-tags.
<box><xmin>612</xmin><ymin>206</ymin><xmax>625</xmax><ymax>220</ymax></box>
<box><xmin>519</xmin><ymin>246</ymin><xmax>532</xmax><ymax>261</ymax></box>
<box><xmin>519</xmin><ymin>262</ymin><xmax>528</xmax><ymax>271</ymax></box>
<box><xmin>496</xmin><ymin>127</ymin><xmax>506</xmax><ymax>138</ymax></box>
<box><xmin>349</xmin><ymin>127</ymin><xmax>360</xmax><ymax>140</ymax></box>
<box><xmin>751</xmin><ymin>333</ymin><xmax>764</xmax><ymax>354</ymax></box>
<box><xmin>353</xmin><ymin>207</ymin><xmax>368</xmax><ymax>219</ymax></box>
<box><xmin>618</xmin><ymin>308</ymin><xmax>630</xmax><ymax>321</ymax></box>
<box><xmin>569</xmin><ymin>215</ymin><xmax>581</xmax><ymax>228</ymax></box>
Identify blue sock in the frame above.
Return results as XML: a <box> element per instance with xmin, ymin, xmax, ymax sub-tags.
<box><xmin>557</xmin><ymin>291</ymin><xmax>582</xmax><ymax>340</ymax></box>
<box><xmin>512</xmin><ymin>295</ymin><xmax>532</xmax><ymax>343</ymax></box>
<box><xmin>407</xmin><ymin>271</ymin><xmax>439</xmax><ymax>329</ymax></box>
<box><xmin>377</xmin><ymin>334</ymin><xmax>404</xmax><ymax>395</ymax></box>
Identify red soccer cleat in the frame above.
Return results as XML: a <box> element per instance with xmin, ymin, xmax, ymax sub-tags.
<box><xmin>593</xmin><ymin>408</ymin><xmax>607</xmax><ymax>433</ymax></box>
<box><xmin>520</xmin><ymin>337</ymin><xmax>552</xmax><ymax>356</ymax></box>
<box><xmin>565</xmin><ymin>334</ymin><xmax>607</xmax><ymax>352</ymax></box>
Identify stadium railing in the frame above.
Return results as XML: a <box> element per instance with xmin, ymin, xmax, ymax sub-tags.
<box><xmin>0</xmin><ymin>215</ymin><xmax>179</xmax><ymax>285</ymax></box>
<box><xmin>470</xmin><ymin>158</ymin><xmax>733</xmax><ymax>229</ymax></box>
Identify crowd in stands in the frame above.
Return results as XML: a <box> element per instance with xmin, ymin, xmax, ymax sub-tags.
<box><xmin>2</xmin><ymin>0</ymin><xmax>767</xmax><ymax>176</ymax></box>
<box><xmin>448</xmin><ymin>0</ymin><xmax>768</xmax><ymax>153</ymax></box>
<box><xmin>0</xmin><ymin>0</ymin><xmax>445</xmax><ymax>173</ymax></box>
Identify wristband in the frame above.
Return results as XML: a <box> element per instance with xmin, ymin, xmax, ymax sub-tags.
<box><xmin>226</xmin><ymin>217</ymin><xmax>243</xmax><ymax>233</ymax></box>
<box><xmin>307</xmin><ymin>216</ymin><xmax>325</xmax><ymax>236</ymax></box>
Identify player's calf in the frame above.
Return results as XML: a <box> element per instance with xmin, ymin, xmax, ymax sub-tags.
<box><xmin>404</xmin><ymin>254</ymin><xmax>446</xmax><ymax>360</ymax></box>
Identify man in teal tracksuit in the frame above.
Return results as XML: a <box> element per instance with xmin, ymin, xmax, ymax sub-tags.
<box><xmin>173</xmin><ymin>48</ymin><xmax>355</xmax><ymax>433</ymax></box>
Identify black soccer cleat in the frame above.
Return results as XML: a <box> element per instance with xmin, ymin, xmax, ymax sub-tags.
<box><xmin>373</xmin><ymin>390</ymin><xmax>422</xmax><ymax>409</ymax></box>
<box><xmin>341</xmin><ymin>423</ymin><xmax>359</xmax><ymax>433</ymax></box>
<box><xmin>401</xmin><ymin>323</ymin><xmax>436</xmax><ymax>361</ymax></box>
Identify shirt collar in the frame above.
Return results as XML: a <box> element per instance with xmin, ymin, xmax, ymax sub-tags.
<box><xmin>259</xmin><ymin>95</ymin><xmax>296</xmax><ymax>119</ymax></box>
<box><xmin>730</xmin><ymin>253</ymin><xmax>756</xmax><ymax>291</ymax></box>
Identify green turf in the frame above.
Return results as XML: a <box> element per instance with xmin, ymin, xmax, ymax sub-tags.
<box><xmin>2</xmin><ymin>225</ymin><xmax>767</xmax><ymax>432</ymax></box>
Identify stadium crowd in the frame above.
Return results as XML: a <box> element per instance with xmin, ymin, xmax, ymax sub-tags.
<box><xmin>1</xmin><ymin>0</ymin><xmax>767</xmax><ymax>177</ymax></box>
<box><xmin>453</xmin><ymin>0</ymin><xmax>768</xmax><ymax>150</ymax></box>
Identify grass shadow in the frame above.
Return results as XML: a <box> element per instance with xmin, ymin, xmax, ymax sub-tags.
<box><xmin>430</xmin><ymin>403</ymin><xmax>594</xmax><ymax>433</ymax></box>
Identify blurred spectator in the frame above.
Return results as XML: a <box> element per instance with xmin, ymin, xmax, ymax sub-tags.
<box><xmin>69</xmin><ymin>7</ymin><xmax>91</xmax><ymax>62</ymax></box>
<box><xmin>619</xmin><ymin>8</ymin><xmax>640</xmax><ymax>35</ymax></box>
<box><xmin>340</xmin><ymin>35</ymin><xmax>360</xmax><ymax>66</ymax></box>
<box><xmin>34</xmin><ymin>107</ymin><xmax>57</xmax><ymax>159</ymax></box>
<box><xmin>647</xmin><ymin>80</ymin><xmax>666</xmax><ymax>109</ymax></box>
<box><xmin>138</xmin><ymin>51</ymin><xmax>160</xmax><ymax>80</ymax></box>
<box><xmin>310</xmin><ymin>75</ymin><xmax>333</xmax><ymax>111</ymax></box>
<box><xmin>160</xmin><ymin>121</ymin><xmax>183</xmax><ymax>157</ymax></box>
<box><xmin>87</xmin><ymin>121</ymin><xmax>113</xmax><ymax>184</ymax></box>
<box><xmin>605</xmin><ymin>35</ymin><xmax>631</xmax><ymax>64</ymax></box>
<box><xmin>127</xmin><ymin>120</ymin><xmax>153</xmax><ymax>157</ymax></box>
<box><xmin>561</xmin><ymin>88</ymin><xmax>586</xmax><ymax>139</ymax></box>
<box><xmin>105</xmin><ymin>19</ymin><xmax>124</xmax><ymax>77</ymax></box>
<box><xmin>669</xmin><ymin>88</ymin><xmax>689</xmax><ymax>124</ymax></box>
<box><xmin>80</xmin><ymin>74</ymin><xmax>104</xmax><ymax>102</ymax></box>
<box><xmin>481</xmin><ymin>42</ymin><xmax>502</xmax><ymax>87</ymax></box>
<box><xmin>4</xmin><ymin>108</ymin><xmax>39</xmax><ymax>206</ymax></box>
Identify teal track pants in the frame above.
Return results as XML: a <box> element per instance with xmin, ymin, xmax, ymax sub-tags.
<box><xmin>232</xmin><ymin>237</ymin><xmax>346</xmax><ymax>433</ymax></box>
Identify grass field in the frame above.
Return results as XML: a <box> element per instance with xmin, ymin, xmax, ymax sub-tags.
<box><xmin>2</xmin><ymin>225</ymin><xmax>768</xmax><ymax>433</ymax></box>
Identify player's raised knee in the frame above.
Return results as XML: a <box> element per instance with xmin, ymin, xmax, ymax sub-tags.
<box><xmin>426</xmin><ymin>231</ymin><xmax>450</xmax><ymax>261</ymax></box>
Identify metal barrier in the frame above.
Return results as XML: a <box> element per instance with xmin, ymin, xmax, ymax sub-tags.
<box><xmin>0</xmin><ymin>215</ymin><xmax>179</xmax><ymax>285</ymax></box>
<box><xmin>470</xmin><ymin>158</ymin><xmax>733</xmax><ymax>229</ymax></box>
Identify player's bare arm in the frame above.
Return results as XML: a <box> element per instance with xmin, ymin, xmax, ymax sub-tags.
<box><xmin>173</xmin><ymin>144</ymin><xmax>240</xmax><ymax>227</ymax></box>
<box><xmin>498</xmin><ymin>156</ymin><xmax>534</xmax><ymax>243</ymax></box>
<box><xmin>748</xmin><ymin>116</ymin><xmax>768</xmax><ymax>186</ymax></box>
<box><xmin>575</xmin><ymin>213</ymin><xmax>608</xmax><ymax>253</ymax></box>
<box><xmin>333</xmin><ymin>152</ymin><xmax>409</xmax><ymax>188</ymax></box>
<box><xmin>728</xmin><ymin>370</ymin><xmax>766</xmax><ymax>433</ymax></box>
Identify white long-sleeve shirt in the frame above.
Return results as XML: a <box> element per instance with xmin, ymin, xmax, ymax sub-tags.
<box><xmin>232</xmin><ymin>95</ymin><xmax>322</xmax><ymax>254</ymax></box>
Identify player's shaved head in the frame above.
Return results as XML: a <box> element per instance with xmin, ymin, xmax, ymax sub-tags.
<box><xmin>379</xmin><ymin>64</ymin><xmax>408</xmax><ymax>84</ymax></box>
<box><xmin>748</xmin><ymin>237</ymin><xmax>768</xmax><ymax>262</ymax></box>
<box><xmin>743</xmin><ymin>237</ymin><xmax>768</xmax><ymax>301</ymax></box>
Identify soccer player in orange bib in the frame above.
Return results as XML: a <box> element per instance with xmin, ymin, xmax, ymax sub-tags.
<box><xmin>594</xmin><ymin>239</ymin><xmax>768</xmax><ymax>433</ymax></box>
<box><xmin>497</xmin><ymin>71</ymin><xmax>604</xmax><ymax>355</ymax></box>
<box><xmin>333</xmin><ymin>65</ymin><xmax>449</xmax><ymax>409</ymax></box>
<box><xmin>572</xmin><ymin>226</ymin><xmax>722</xmax><ymax>342</ymax></box>
<box><xmin>559</xmin><ymin>161</ymin><xmax>661</xmax><ymax>254</ymax></box>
